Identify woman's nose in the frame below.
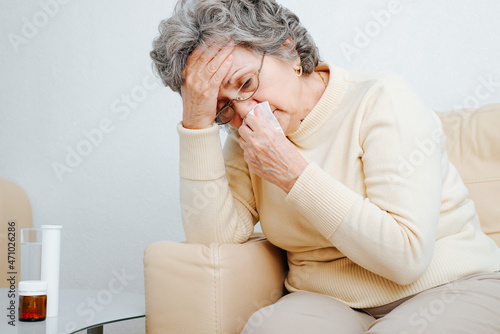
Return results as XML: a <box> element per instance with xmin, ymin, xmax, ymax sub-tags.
<box><xmin>232</xmin><ymin>99</ymin><xmax>258</xmax><ymax>119</ymax></box>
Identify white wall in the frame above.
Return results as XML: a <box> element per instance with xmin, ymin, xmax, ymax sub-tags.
<box><xmin>1</xmin><ymin>0</ymin><xmax>499</xmax><ymax>332</ymax></box>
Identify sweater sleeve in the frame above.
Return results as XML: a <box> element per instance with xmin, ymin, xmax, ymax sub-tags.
<box><xmin>178</xmin><ymin>123</ymin><xmax>258</xmax><ymax>245</ymax></box>
<box><xmin>286</xmin><ymin>76</ymin><xmax>442</xmax><ymax>285</ymax></box>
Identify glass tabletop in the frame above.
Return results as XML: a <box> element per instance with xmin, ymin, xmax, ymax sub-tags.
<box><xmin>1</xmin><ymin>288</ymin><xmax>145</xmax><ymax>333</ymax></box>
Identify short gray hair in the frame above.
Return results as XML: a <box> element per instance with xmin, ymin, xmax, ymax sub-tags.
<box><xmin>150</xmin><ymin>0</ymin><xmax>320</xmax><ymax>94</ymax></box>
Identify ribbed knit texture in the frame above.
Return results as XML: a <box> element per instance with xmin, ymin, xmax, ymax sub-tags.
<box><xmin>179</xmin><ymin>62</ymin><xmax>500</xmax><ymax>308</ymax></box>
<box><xmin>178</xmin><ymin>123</ymin><xmax>226</xmax><ymax>180</ymax></box>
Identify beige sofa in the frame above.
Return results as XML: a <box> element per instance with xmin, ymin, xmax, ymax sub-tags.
<box><xmin>143</xmin><ymin>104</ymin><xmax>500</xmax><ymax>334</ymax></box>
<box><xmin>0</xmin><ymin>178</ymin><xmax>33</xmax><ymax>288</ymax></box>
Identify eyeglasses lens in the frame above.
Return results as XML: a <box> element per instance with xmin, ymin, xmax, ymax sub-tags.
<box><xmin>215</xmin><ymin>105</ymin><xmax>234</xmax><ymax>125</ymax></box>
<box><xmin>215</xmin><ymin>54</ymin><xmax>264</xmax><ymax>125</ymax></box>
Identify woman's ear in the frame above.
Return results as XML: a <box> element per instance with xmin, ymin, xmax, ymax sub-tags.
<box><xmin>282</xmin><ymin>36</ymin><xmax>294</xmax><ymax>47</ymax></box>
<box><xmin>282</xmin><ymin>36</ymin><xmax>301</xmax><ymax>71</ymax></box>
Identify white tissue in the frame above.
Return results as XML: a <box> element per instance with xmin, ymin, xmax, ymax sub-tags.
<box><xmin>245</xmin><ymin>101</ymin><xmax>284</xmax><ymax>135</ymax></box>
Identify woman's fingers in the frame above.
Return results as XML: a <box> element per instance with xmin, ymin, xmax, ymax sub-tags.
<box><xmin>206</xmin><ymin>45</ymin><xmax>234</xmax><ymax>85</ymax></box>
<box><xmin>238</xmin><ymin>114</ymin><xmax>277</xmax><ymax>157</ymax></box>
<box><xmin>213</xmin><ymin>53</ymin><xmax>232</xmax><ymax>84</ymax></box>
<box><xmin>183</xmin><ymin>42</ymin><xmax>234</xmax><ymax>103</ymax></box>
<box><xmin>239</xmin><ymin>119</ymin><xmax>308</xmax><ymax>193</ymax></box>
<box><xmin>185</xmin><ymin>42</ymin><xmax>234</xmax><ymax>80</ymax></box>
<box><xmin>240</xmin><ymin>108</ymin><xmax>272</xmax><ymax>133</ymax></box>
<box><xmin>181</xmin><ymin>41</ymin><xmax>234</xmax><ymax>129</ymax></box>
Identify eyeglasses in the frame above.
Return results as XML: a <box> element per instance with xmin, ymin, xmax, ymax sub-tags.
<box><xmin>215</xmin><ymin>54</ymin><xmax>266</xmax><ymax>125</ymax></box>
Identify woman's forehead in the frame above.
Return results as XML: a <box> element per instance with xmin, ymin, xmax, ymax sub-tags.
<box><xmin>230</xmin><ymin>46</ymin><xmax>261</xmax><ymax>64</ymax></box>
<box><xmin>223</xmin><ymin>47</ymin><xmax>261</xmax><ymax>86</ymax></box>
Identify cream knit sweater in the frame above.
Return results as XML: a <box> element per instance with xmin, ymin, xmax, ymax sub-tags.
<box><xmin>178</xmin><ymin>62</ymin><xmax>500</xmax><ymax>308</ymax></box>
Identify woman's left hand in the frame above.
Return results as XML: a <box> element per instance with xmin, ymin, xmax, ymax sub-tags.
<box><xmin>238</xmin><ymin>108</ymin><xmax>308</xmax><ymax>193</ymax></box>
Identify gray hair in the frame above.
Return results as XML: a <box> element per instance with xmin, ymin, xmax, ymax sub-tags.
<box><xmin>150</xmin><ymin>0</ymin><xmax>320</xmax><ymax>94</ymax></box>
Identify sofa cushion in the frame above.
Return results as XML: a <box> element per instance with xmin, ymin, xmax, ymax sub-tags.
<box><xmin>143</xmin><ymin>233</ymin><xmax>287</xmax><ymax>334</ymax></box>
<box><xmin>438</xmin><ymin>104</ymin><xmax>500</xmax><ymax>247</ymax></box>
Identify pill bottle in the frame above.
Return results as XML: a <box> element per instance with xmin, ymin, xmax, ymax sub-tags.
<box><xmin>18</xmin><ymin>280</ymin><xmax>48</xmax><ymax>322</ymax></box>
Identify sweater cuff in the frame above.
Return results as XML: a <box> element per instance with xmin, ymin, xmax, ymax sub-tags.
<box><xmin>177</xmin><ymin>122</ymin><xmax>226</xmax><ymax>180</ymax></box>
<box><xmin>286</xmin><ymin>163</ymin><xmax>360</xmax><ymax>239</ymax></box>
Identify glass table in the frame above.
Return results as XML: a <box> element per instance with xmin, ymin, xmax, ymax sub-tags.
<box><xmin>1</xmin><ymin>288</ymin><xmax>145</xmax><ymax>333</ymax></box>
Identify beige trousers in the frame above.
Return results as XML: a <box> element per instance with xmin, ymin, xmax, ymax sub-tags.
<box><xmin>242</xmin><ymin>271</ymin><xmax>500</xmax><ymax>334</ymax></box>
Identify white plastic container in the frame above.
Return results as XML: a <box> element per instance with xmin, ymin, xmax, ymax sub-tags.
<box><xmin>41</xmin><ymin>225</ymin><xmax>62</xmax><ymax>317</ymax></box>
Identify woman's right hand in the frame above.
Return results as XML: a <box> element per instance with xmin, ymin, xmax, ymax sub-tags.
<box><xmin>181</xmin><ymin>43</ymin><xmax>234</xmax><ymax>129</ymax></box>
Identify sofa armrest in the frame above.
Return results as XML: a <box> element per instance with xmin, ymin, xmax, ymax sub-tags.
<box><xmin>143</xmin><ymin>233</ymin><xmax>287</xmax><ymax>334</ymax></box>
<box><xmin>1</xmin><ymin>178</ymin><xmax>32</xmax><ymax>288</ymax></box>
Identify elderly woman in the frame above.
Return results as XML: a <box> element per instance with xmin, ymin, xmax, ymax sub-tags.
<box><xmin>150</xmin><ymin>0</ymin><xmax>500</xmax><ymax>332</ymax></box>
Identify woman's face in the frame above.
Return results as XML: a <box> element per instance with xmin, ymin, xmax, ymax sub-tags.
<box><xmin>217</xmin><ymin>46</ymin><xmax>304</xmax><ymax>135</ymax></box>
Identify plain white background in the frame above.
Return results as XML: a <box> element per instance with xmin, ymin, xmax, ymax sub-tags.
<box><xmin>1</xmin><ymin>0</ymin><xmax>499</xmax><ymax>332</ymax></box>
